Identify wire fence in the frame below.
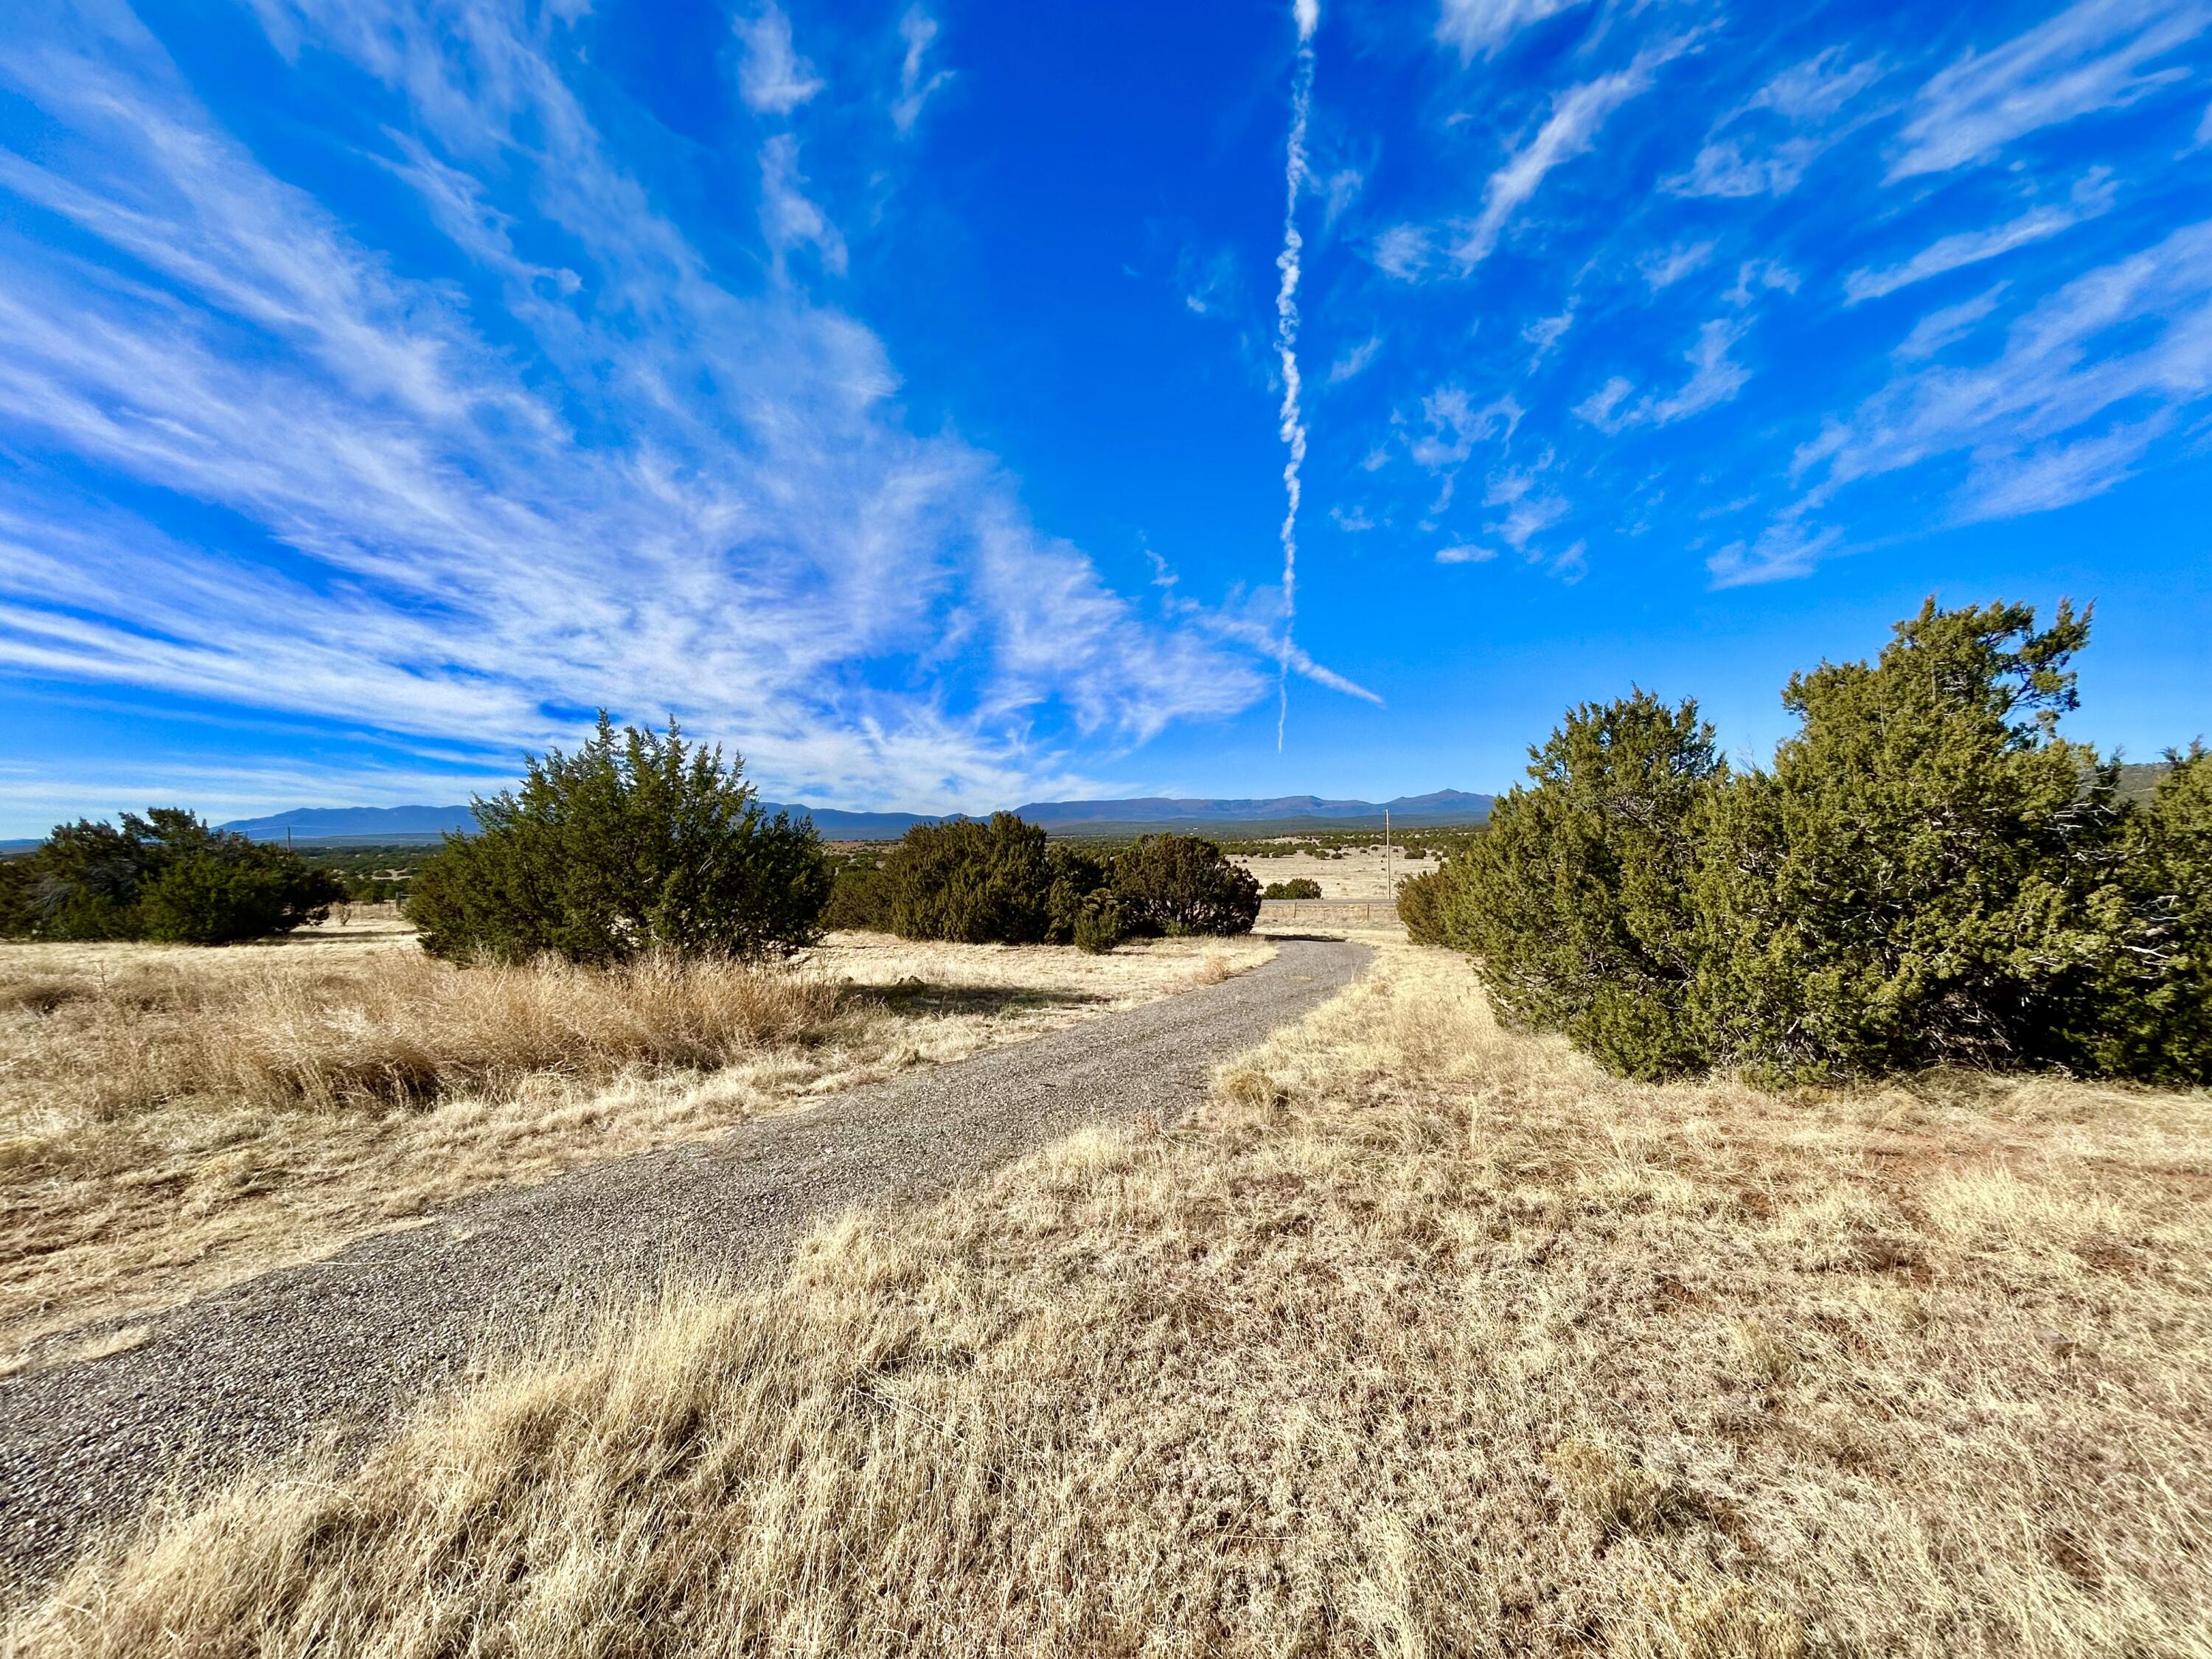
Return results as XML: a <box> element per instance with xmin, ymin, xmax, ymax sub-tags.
<box><xmin>1257</xmin><ymin>899</ymin><xmax>1406</xmax><ymax>928</ymax></box>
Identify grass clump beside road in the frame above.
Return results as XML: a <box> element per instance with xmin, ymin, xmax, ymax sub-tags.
<box><xmin>0</xmin><ymin>919</ymin><xmax>1269</xmax><ymax>1366</ymax></box>
<box><xmin>17</xmin><ymin>935</ymin><xmax>2208</xmax><ymax>1656</ymax></box>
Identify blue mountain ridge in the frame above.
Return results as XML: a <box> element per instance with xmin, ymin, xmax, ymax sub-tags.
<box><xmin>213</xmin><ymin>790</ymin><xmax>1494</xmax><ymax>842</ymax></box>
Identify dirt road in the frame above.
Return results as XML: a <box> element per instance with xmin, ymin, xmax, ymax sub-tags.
<box><xmin>0</xmin><ymin>935</ymin><xmax>1368</xmax><ymax>1595</ymax></box>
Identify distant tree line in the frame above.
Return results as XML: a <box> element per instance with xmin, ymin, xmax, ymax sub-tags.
<box><xmin>1399</xmin><ymin>599</ymin><xmax>2211</xmax><ymax>1086</ymax></box>
<box><xmin>7</xmin><ymin>719</ymin><xmax>1265</xmax><ymax>962</ymax></box>
<box><xmin>0</xmin><ymin>810</ymin><xmax>344</xmax><ymax>944</ymax></box>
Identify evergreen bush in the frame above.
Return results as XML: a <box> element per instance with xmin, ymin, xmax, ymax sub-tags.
<box><xmin>406</xmin><ymin>716</ymin><xmax>829</xmax><ymax>964</ymax></box>
<box><xmin>1438</xmin><ymin>598</ymin><xmax>2209</xmax><ymax>1088</ymax></box>
<box><xmin>1438</xmin><ymin>691</ymin><xmax>1721</xmax><ymax>1079</ymax></box>
<box><xmin>821</xmin><ymin>866</ymin><xmax>894</xmax><ymax>932</ymax></box>
<box><xmin>1072</xmin><ymin>891</ymin><xmax>1128</xmax><ymax>954</ymax></box>
<box><xmin>0</xmin><ymin>810</ymin><xmax>342</xmax><ymax>944</ymax></box>
<box><xmin>1263</xmin><ymin>877</ymin><xmax>1323</xmax><ymax>900</ymax></box>
<box><xmin>2078</xmin><ymin>744</ymin><xmax>2212</xmax><ymax>1083</ymax></box>
<box><xmin>1691</xmin><ymin>599</ymin><xmax>2123</xmax><ymax>1081</ymax></box>
<box><xmin>1045</xmin><ymin>844</ymin><xmax>1119</xmax><ymax>947</ymax></box>
<box><xmin>1113</xmin><ymin>834</ymin><xmax>1262</xmax><ymax>937</ymax></box>
<box><xmin>878</xmin><ymin>813</ymin><xmax>1056</xmax><ymax>944</ymax></box>
<box><xmin>1397</xmin><ymin>867</ymin><xmax>1449</xmax><ymax>947</ymax></box>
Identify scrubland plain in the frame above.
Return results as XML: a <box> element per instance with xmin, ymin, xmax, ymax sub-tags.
<box><xmin>15</xmin><ymin>931</ymin><xmax>2207</xmax><ymax>1655</ymax></box>
<box><xmin>1232</xmin><ymin>843</ymin><xmax>1425</xmax><ymax>900</ymax></box>
<box><xmin>0</xmin><ymin>916</ymin><xmax>1269</xmax><ymax>1366</ymax></box>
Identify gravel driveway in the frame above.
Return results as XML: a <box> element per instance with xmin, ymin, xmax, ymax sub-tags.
<box><xmin>0</xmin><ymin>934</ymin><xmax>1367</xmax><ymax>1597</ymax></box>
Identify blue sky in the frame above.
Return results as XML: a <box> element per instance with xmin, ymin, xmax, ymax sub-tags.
<box><xmin>2</xmin><ymin>0</ymin><xmax>2208</xmax><ymax>833</ymax></box>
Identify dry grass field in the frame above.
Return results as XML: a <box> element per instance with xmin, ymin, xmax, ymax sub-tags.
<box><xmin>1234</xmin><ymin>843</ymin><xmax>1427</xmax><ymax>900</ymax></box>
<box><xmin>15</xmin><ymin>931</ymin><xmax>2209</xmax><ymax>1656</ymax></box>
<box><xmin>0</xmin><ymin>917</ymin><xmax>1270</xmax><ymax>1368</ymax></box>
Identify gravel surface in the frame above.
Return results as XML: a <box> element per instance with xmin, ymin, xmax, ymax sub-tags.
<box><xmin>0</xmin><ymin>935</ymin><xmax>1367</xmax><ymax>1598</ymax></box>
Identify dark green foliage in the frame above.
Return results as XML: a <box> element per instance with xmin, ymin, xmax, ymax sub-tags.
<box><xmin>1439</xmin><ymin>692</ymin><xmax>1722</xmax><ymax>1079</ymax></box>
<box><xmin>878</xmin><ymin>813</ymin><xmax>1057</xmax><ymax>944</ymax></box>
<box><xmin>406</xmin><ymin>716</ymin><xmax>830</xmax><ymax>964</ymax></box>
<box><xmin>1112</xmin><ymin>834</ymin><xmax>1262</xmax><ymax>937</ymax></box>
<box><xmin>1072</xmin><ymin>891</ymin><xmax>1128</xmax><ymax>955</ymax></box>
<box><xmin>821</xmin><ymin>866</ymin><xmax>894</xmax><ymax>933</ymax></box>
<box><xmin>1443</xmin><ymin>597</ymin><xmax>2208</xmax><ymax>1088</ymax></box>
<box><xmin>1262</xmin><ymin>877</ymin><xmax>1323</xmax><ymax>900</ymax></box>
<box><xmin>2079</xmin><ymin>745</ymin><xmax>2212</xmax><ymax>1083</ymax></box>
<box><xmin>1691</xmin><ymin>599</ymin><xmax>2121</xmax><ymax>1080</ymax></box>
<box><xmin>1397</xmin><ymin>867</ymin><xmax>1448</xmax><ymax>947</ymax></box>
<box><xmin>874</xmin><ymin>821</ymin><xmax>1252</xmax><ymax>946</ymax></box>
<box><xmin>0</xmin><ymin>809</ymin><xmax>342</xmax><ymax>944</ymax></box>
<box><xmin>1044</xmin><ymin>844</ymin><xmax>1120</xmax><ymax>947</ymax></box>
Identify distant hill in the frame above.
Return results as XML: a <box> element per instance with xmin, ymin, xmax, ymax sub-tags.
<box><xmin>220</xmin><ymin>805</ymin><xmax>479</xmax><ymax>843</ymax></box>
<box><xmin>214</xmin><ymin>790</ymin><xmax>1495</xmax><ymax>845</ymax></box>
<box><xmin>1012</xmin><ymin>790</ymin><xmax>1492</xmax><ymax>829</ymax></box>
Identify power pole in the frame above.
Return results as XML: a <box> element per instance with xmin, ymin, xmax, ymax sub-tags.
<box><xmin>1384</xmin><ymin>809</ymin><xmax>1392</xmax><ymax>904</ymax></box>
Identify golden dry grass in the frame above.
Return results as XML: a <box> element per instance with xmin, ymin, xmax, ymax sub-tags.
<box><xmin>14</xmin><ymin>934</ymin><xmax>2210</xmax><ymax>1655</ymax></box>
<box><xmin>0</xmin><ymin>919</ymin><xmax>1272</xmax><ymax>1364</ymax></box>
<box><xmin>1234</xmin><ymin>844</ymin><xmax>1428</xmax><ymax>900</ymax></box>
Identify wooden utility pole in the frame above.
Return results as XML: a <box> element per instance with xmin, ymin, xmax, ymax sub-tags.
<box><xmin>1384</xmin><ymin>809</ymin><xmax>1392</xmax><ymax>903</ymax></box>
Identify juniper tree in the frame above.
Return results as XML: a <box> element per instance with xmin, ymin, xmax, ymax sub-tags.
<box><xmin>1439</xmin><ymin>690</ymin><xmax>1721</xmax><ymax>1078</ymax></box>
<box><xmin>407</xmin><ymin>716</ymin><xmax>830</xmax><ymax>964</ymax></box>
<box><xmin>1691</xmin><ymin>599</ymin><xmax>2128</xmax><ymax>1080</ymax></box>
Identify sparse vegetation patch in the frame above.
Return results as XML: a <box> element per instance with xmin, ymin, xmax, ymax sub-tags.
<box><xmin>18</xmin><ymin>936</ymin><xmax>2205</xmax><ymax>1655</ymax></box>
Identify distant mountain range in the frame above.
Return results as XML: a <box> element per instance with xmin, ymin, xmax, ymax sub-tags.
<box><xmin>209</xmin><ymin>790</ymin><xmax>1495</xmax><ymax>844</ymax></box>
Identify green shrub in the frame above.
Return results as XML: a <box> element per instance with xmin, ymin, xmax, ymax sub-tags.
<box><xmin>1113</xmin><ymin>834</ymin><xmax>1262</xmax><ymax>936</ymax></box>
<box><xmin>1045</xmin><ymin>845</ymin><xmax>1119</xmax><ymax>947</ymax></box>
<box><xmin>407</xmin><ymin>716</ymin><xmax>829</xmax><ymax>964</ymax></box>
<box><xmin>2076</xmin><ymin>743</ymin><xmax>2212</xmax><ymax>1083</ymax></box>
<box><xmin>879</xmin><ymin>813</ymin><xmax>1056</xmax><ymax>944</ymax></box>
<box><xmin>874</xmin><ymin>822</ymin><xmax>1142</xmax><ymax>950</ymax></box>
<box><xmin>1397</xmin><ymin>867</ymin><xmax>1449</xmax><ymax>946</ymax></box>
<box><xmin>1440</xmin><ymin>597</ymin><xmax>2208</xmax><ymax>1089</ymax></box>
<box><xmin>0</xmin><ymin>809</ymin><xmax>342</xmax><ymax>944</ymax></box>
<box><xmin>821</xmin><ymin>867</ymin><xmax>894</xmax><ymax>932</ymax></box>
<box><xmin>1691</xmin><ymin>599</ymin><xmax>2125</xmax><ymax>1081</ymax></box>
<box><xmin>1262</xmin><ymin>877</ymin><xmax>1323</xmax><ymax>900</ymax></box>
<box><xmin>1072</xmin><ymin>891</ymin><xmax>1128</xmax><ymax>954</ymax></box>
<box><xmin>1439</xmin><ymin>690</ymin><xmax>1722</xmax><ymax>1079</ymax></box>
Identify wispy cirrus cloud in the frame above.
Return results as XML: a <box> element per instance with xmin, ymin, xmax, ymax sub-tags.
<box><xmin>1435</xmin><ymin>0</ymin><xmax>1588</xmax><ymax>60</ymax></box>
<box><xmin>1343</xmin><ymin>0</ymin><xmax>2210</xmax><ymax>596</ymax></box>
<box><xmin>1327</xmin><ymin>332</ymin><xmax>1381</xmax><ymax>383</ymax></box>
<box><xmin>1844</xmin><ymin>173</ymin><xmax>2115</xmax><ymax>303</ymax></box>
<box><xmin>734</xmin><ymin>2</ymin><xmax>825</xmax><ymax>116</ymax></box>
<box><xmin>1778</xmin><ymin>218</ymin><xmax>2212</xmax><ymax>562</ymax></box>
<box><xmin>891</xmin><ymin>6</ymin><xmax>951</xmax><ymax>135</ymax></box>
<box><xmin>0</xmin><ymin>0</ymin><xmax>1327</xmax><ymax>814</ymax></box>
<box><xmin>1666</xmin><ymin>49</ymin><xmax>1883</xmax><ymax>200</ymax></box>
<box><xmin>1446</xmin><ymin>48</ymin><xmax>1678</xmax><ymax>270</ymax></box>
<box><xmin>1572</xmin><ymin>318</ymin><xmax>1752</xmax><ymax>433</ymax></box>
<box><xmin>1890</xmin><ymin>0</ymin><xmax>2212</xmax><ymax>178</ymax></box>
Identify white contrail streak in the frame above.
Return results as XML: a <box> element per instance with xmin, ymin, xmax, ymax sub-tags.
<box><xmin>1273</xmin><ymin>1</ymin><xmax>1317</xmax><ymax>751</ymax></box>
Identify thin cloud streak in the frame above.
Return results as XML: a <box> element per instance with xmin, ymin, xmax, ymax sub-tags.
<box><xmin>1272</xmin><ymin>0</ymin><xmax>1318</xmax><ymax>750</ymax></box>
<box><xmin>1890</xmin><ymin>0</ymin><xmax>2211</xmax><ymax>178</ymax></box>
<box><xmin>0</xmin><ymin>0</ymin><xmax>1317</xmax><ymax>814</ymax></box>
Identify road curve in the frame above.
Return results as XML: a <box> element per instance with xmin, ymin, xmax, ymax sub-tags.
<box><xmin>0</xmin><ymin>934</ymin><xmax>1368</xmax><ymax>1596</ymax></box>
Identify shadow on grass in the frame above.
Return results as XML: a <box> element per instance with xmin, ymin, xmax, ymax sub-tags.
<box><xmin>860</xmin><ymin>981</ymin><xmax>1111</xmax><ymax>1018</ymax></box>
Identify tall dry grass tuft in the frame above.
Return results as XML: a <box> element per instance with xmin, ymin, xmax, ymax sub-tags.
<box><xmin>153</xmin><ymin>950</ymin><xmax>848</xmax><ymax>1113</ymax></box>
<box><xmin>15</xmin><ymin>935</ymin><xmax>2209</xmax><ymax>1655</ymax></box>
